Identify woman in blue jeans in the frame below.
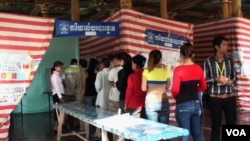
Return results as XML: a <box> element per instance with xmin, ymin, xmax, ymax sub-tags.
<box><xmin>172</xmin><ymin>43</ymin><xmax>207</xmax><ymax>141</ymax></box>
<box><xmin>142</xmin><ymin>50</ymin><xmax>171</xmax><ymax>140</ymax></box>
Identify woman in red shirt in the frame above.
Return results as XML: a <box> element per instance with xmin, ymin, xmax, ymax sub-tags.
<box><xmin>125</xmin><ymin>54</ymin><xmax>147</xmax><ymax>118</ymax></box>
<box><xmin>172</xmin><ymin>43</ymin><xmax>207</xmax><ymax>141</ymax></box>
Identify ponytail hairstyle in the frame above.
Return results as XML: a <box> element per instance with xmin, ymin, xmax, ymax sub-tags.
<box><xmin>147</xmin><ymin>50</ymin><xmax>162</xmax><ymax>72</ymax></box>
<box><xmin>180</xmin><ymin>42</ymin><xmax>194</xmax><ymax>59</ymax></box>
<box><xmin>51</xmin><ymin>61</ymin><xmax>63</xmax><ymax>74</ymax></box>
<box><xmin>132</xmin><ymin>54</ymin><xmax>146</xmax><ymax>69</ymax></box>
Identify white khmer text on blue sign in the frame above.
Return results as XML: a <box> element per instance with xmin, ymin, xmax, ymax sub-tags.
<box><xmin>145</xmin><ymin>29</ymin><xmax>188</xmax><ymax>49</ymax></box>
<box><xmin>55</xmin><ymin>19</ymin><xmax>120</xmax><ymax>37</ymax></box>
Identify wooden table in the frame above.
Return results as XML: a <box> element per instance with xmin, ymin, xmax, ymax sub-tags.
<box><xmin>54</xmin><ymin>102</ymin><xmax>189</xmax><ymax>141</ymax></box>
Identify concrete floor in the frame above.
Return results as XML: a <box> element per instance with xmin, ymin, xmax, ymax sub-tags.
<box><xmin>9</xmin><ymin>108</ymin><xmax>250</xmax><ymax>141</ymax></box>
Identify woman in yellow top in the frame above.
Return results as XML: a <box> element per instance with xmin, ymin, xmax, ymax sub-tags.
<box><xmin>142</xmin><ymin>50</ymin><xmax>171</xmax><ymax>127</ymax></box>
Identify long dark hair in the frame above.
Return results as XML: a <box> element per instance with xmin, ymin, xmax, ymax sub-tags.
<box><xmin>119</xmin><ymin>52</ymin><xmax>132</xmax><ymax>69</ymax></box>
<box><xmin>86</xmin><ymin>58</ymin><xmax>99</xmax><ymax>74</ymax></box>
<box><xmin>51</xmin><ymin>61</ymin><xmax>63</xmax><ymax>74</ymax></box>
<box><xmin>147</xmin><ymin>50</ymin><xmax>162</xmax><ymax>72</ymax></box>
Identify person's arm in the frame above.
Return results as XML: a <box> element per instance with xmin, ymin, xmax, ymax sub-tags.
<box><xmin>171</xmin><ymin>68</ymin><xmax>180</xmax><ymax>98</ymax></box>
<box><xmin>74</xmin><ymin>72</ymin><xmax>79</xmax><ymax>94</ymax></box>
<box><xmin>117</xmin><ymin>70</ymin><xmax>128</xmax><ymax>94</ymax></box>
<box><xmin>51</xmin><ymin>75</ymin><xmax>62</xmax><ymax>99</ymax></box>
<box><xmin>198</xmin><ymin>68</ymin><xmax>207</xmax><ymax>92</ymax></box>
<box><xmin>83</xmin><ymin>71</ymin><xmax>88</xmax><ymax>88</ymax></box>
<box><xmin>108</xmin><ymin>69</ymin><xmax>115</xmax><ymax>87</ymax></box>
<box><xmin>61</xmin><ymin>72</ymin><xmax>66</xmax><ymax>88</ymax></box>
<box><xmin>125</xmin><ymin>75</ymin><xmax>134</xmax><ymax>110</ymax></box>
<box><xmin>166</xmin><ymin>78</ymin><xmax>171</xmax><ymax>89</ymax></box>
<box><xmin>227</xmin><ymin>58</ymin><xmax>237</xmax><ymax>85</ymax></box>
<box><xmin>95</xmin><ymin>72</ymin><xmax>102</xmax><ymax>93</ymax></box>
<box><xmin>116</xmin><ymin>70</ymin><xmax>122</xmax><ymax>92</ymax></box>
<box><xmin>141</xmin><ymin>75</ymin><xmax>147</xmax><ymax>92</ymax></box>
<box><xmin>203</xmin><ymin>59</ymin><xmax>217</xmax><ymax>84</ymax></box>
<box><xmin>74</xmin><ymin>72</ymin><xmax>81</xmax><ymax>91</ymax></box>
<box><xmin>72</xmin><ymin>73</ymin><xmax>77</xmax><ymax>89</ymax></box>
<box><xmin>166</xmin><ymin>67</ymin><xmax>171</xmax><ymax>89</ymax></box>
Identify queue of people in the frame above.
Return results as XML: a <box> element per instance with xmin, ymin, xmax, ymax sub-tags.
<box><xmin>50</xmin><ymin>35</ymin><xmax>237</xmax><ymax>141</ymax></box>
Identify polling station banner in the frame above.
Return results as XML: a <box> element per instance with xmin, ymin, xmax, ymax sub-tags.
<box><xmin>145</xmin><ymin>29</ymin><xmax>189</xmax><ymax>49</ymax></box>
<box><xmin>55</xmin><ymin>19</ymin><xmax>120</xmax><ymax>37</ymax></box>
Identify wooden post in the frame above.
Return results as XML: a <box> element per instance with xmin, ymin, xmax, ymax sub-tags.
<box><xmin>40</xmin><ymin>3</ymin><xmax>49</xmax><ymax>17</ymax></box>
<box><xmin>71</xmin><ymin>0</ymin><xmax>80</xmax><ymax>21</ymax></box>
<box><xmin>228</xmin><ymin>1</ymin><xmax>232</xmax><ymax>17</ymax></box>
<box><xmin>120</xmin><ymin>0</ymin><xmax>132</xmax><ymax>9</ymax></box>
<box><xmin>232</xmin><ymin>0</ymin><xmax>242</xmax><ymax>16</ymax></box>
<box><xmin>160</xmin><ymin>0</ymin><xmax>168</xmax><ymax>19</ymax></box>
<box><xmin>222</xmin><ymin>0</ymin><xmax>229</xmax><ymax>18</ymax></box>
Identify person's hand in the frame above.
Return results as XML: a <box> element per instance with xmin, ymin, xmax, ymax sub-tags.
<box><xmin>216</xmin><ymin>76</ymin><xmax>228</xmax><ymax>85</ymax></box>
<box><xmin>59</xmin><ymin>98</ymin><xmax>63</xmax><ymax>103</ymax></box>
<box><xmin>225</xmin><ymin>79</ymin><xmax>233</xmax><ymax>86</ymax></box>
<box><xmin>166</xmin><ymin>79</ymin><xmax>171</xmax><ymax>89</ymax></box>
<box><xmin>110</xmin><ymin>82</ymin><xmax>115</xmax><ymax>87</ymax></box>
<box><xmin>160</xmin><ymin>63</ymin><xmax>166</xmax><ymax>68</ymax></box>
<box><xmin>124</xmin><ymin>105</ymin><xmax>128</xmax><ymax>112</ymax></box>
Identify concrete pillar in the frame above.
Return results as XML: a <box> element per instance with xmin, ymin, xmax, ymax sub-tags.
<box><xmin>222</xmin><ymin>0</ymin><xmax>229</xmax><ymax>18</ymax></box>
<box><xmin>228</xmin><ymin>1</ymin><xmax>232</xmax><ymax>17</ymax></box>
<box><xmin>232</xmin><ymin>0</ymin><xmax>242</xmax><ymax>16</ymax></box>
<box><xmin>160</xmin><ymin>0</ymin><xmax>168</xmax><ymax>19</ymax></box>
<box><xmin>71</xmin><ymin>0</ymin><xmax>80</xmax><ymax>21</ymax></box>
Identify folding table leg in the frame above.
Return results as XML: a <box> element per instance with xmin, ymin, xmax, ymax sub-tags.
<box><xmin>83</xmin><ymin>122</ymin><xmax>89</xmax><ymax>139</ymax></box>
<box><xmin>101</xmin><ymin>130</ymin><xmax>109</xmax><ymax>141</ymax></box>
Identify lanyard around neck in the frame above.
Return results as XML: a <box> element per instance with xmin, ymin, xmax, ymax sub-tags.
<box><xmin>215</xmin><ymin>61</ymin><xmax>225</xmax><ymax>76</ymax></box>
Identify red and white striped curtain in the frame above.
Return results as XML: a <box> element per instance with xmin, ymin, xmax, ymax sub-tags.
<box><xmin>0</xmin><ymin>13</ymin><xmax>54</xmax><ymax>141</ymax></box>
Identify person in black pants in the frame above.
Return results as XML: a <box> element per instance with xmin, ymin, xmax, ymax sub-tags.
<box><xmin>203</xmin><ymin>36</ymin><xmax>237</xmax><ymax>141</ymax></box>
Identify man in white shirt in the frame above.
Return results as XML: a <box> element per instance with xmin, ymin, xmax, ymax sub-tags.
<box><xmin>95</xmin><ymin>58</ymin><xmax>113</xmax><ymax>141</ymax></box>
<box><xmin>108</xmin><ymin>54</ymin><xmax>122</xmax><ymax>112</ymax></box>
<box><xmin>95</xmin><ymin>58</ymin><xmax>111</xmax><ymax>110</ymax></box>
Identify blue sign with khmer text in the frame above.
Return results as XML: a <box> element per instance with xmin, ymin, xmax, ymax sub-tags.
<box><xmin>55</xmin><ymin>20</ymin><xmax>120</xmax><ymax>37</ymax></box>
<box><xmin>145</xmin><ymin>29</ymin><xmax>188</xmax><ymax>49</ymax></box>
